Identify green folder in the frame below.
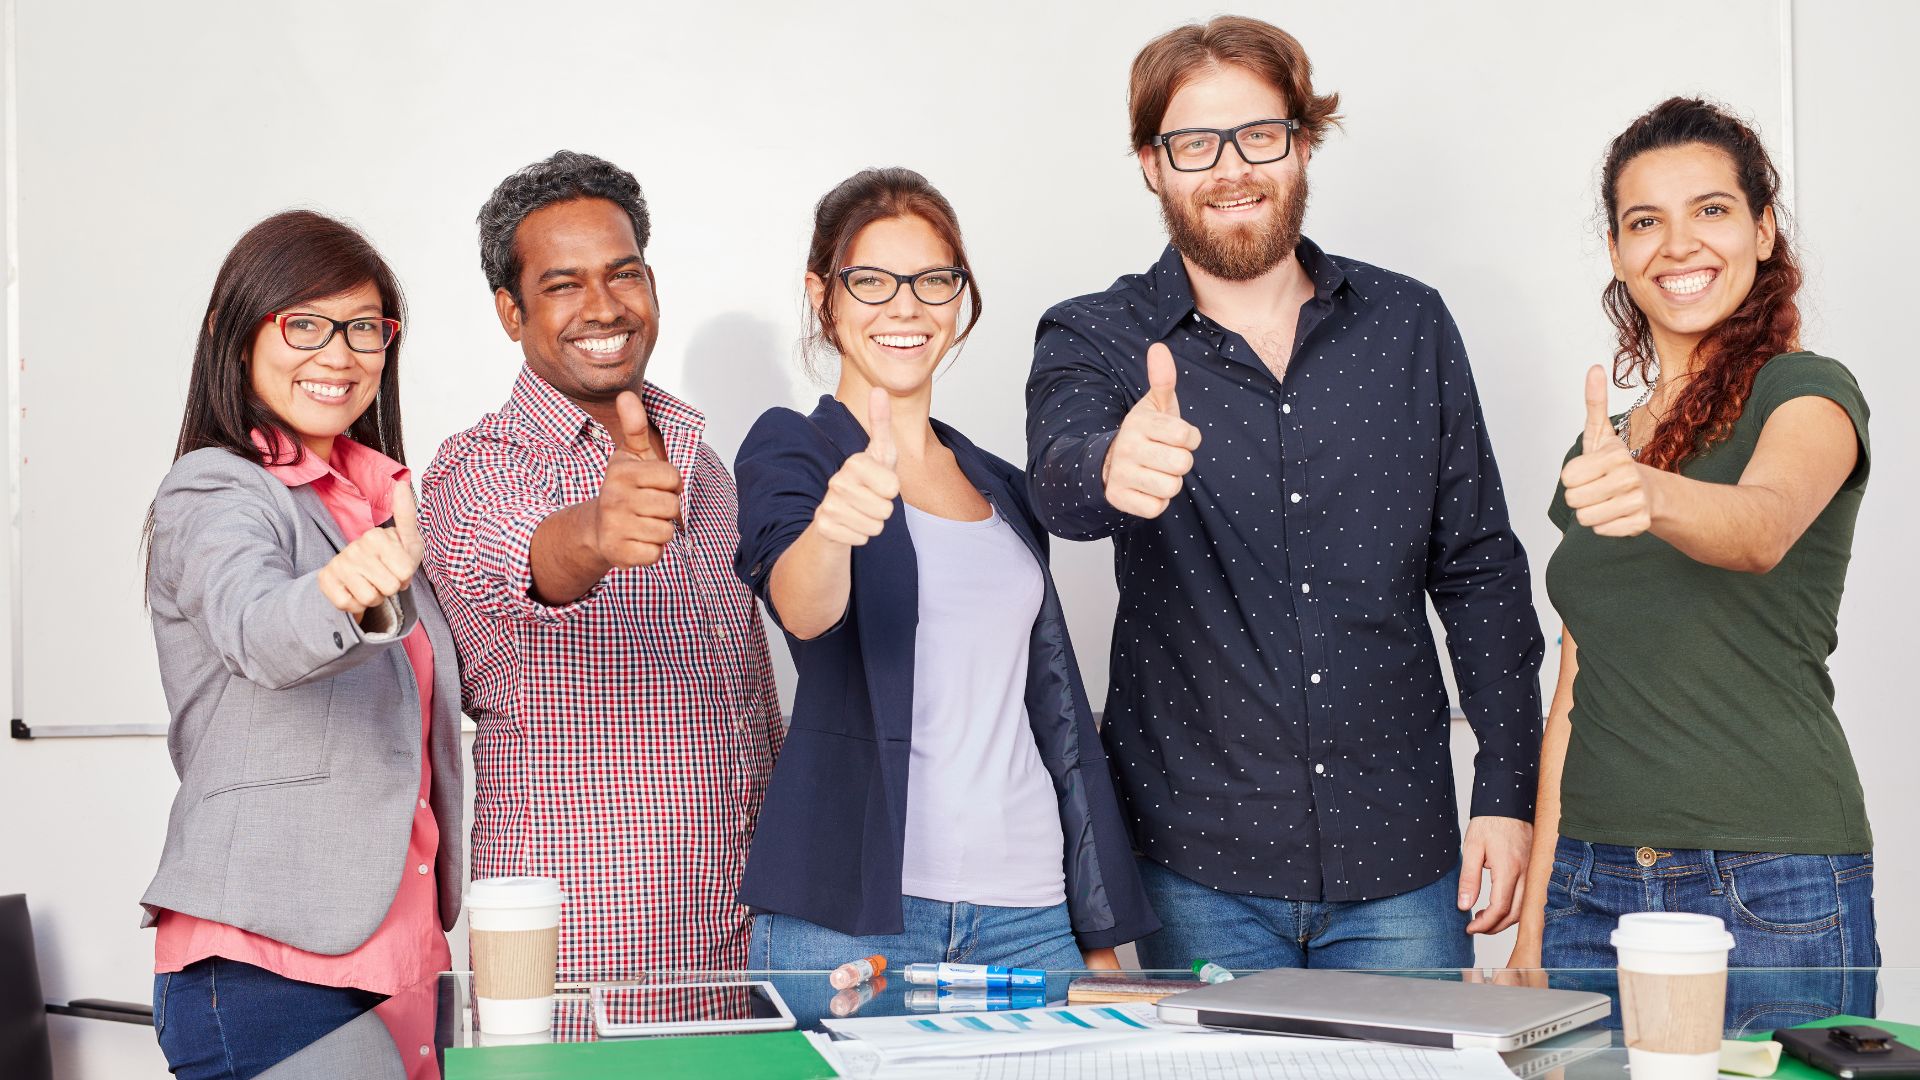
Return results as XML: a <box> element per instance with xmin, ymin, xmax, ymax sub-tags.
<box><xmin>444</xmin><ymin>1029</ymin><xmax>838</xmax><ymax>1080</ymax></box>
<box><xmin>1740</xmin><ymin>1015</ymin><xmax>1920</xmax><ymax>1079</ymax></box>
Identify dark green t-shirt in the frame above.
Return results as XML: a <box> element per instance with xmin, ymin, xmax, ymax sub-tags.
<box><xmin>1545</xmin><ymin>352</ymin><xmax>1872</xmax><ymax>853</ymax></box>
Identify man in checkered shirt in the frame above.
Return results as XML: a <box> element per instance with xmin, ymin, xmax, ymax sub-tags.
<box><xmin>420</xmin><ymin>151</ymin><xmax>783</xmax><ymax>979</ymax></box>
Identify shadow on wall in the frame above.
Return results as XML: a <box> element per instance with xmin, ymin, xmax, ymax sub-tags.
<box><xmin>678</xmin><ymin>313</ymin><xmax>811</xmax><ymax>465</ymax></box>
<box><xmin>679</xmin><ymin>312</ymin><xmax>808</xmax><ymax>714</ymax></box>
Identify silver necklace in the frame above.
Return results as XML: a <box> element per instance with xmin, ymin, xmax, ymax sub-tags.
<box><xmin>1614</xmin><ymin>384</ymin><xmax>1655</xmax><ymax>459</ymax></box>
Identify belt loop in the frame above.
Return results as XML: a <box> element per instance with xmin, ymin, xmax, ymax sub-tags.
<box><xmin>1704</xmin><ymin>849</ymin><xmax>1725</xmax><ymax>896</ymax></box>
<box><xmin>1573</xmin><ymin>841</ymin><xmax>1596</xmax><ymax>893</ymax></box>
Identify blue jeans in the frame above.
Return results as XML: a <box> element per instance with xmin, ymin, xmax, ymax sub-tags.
<box><xmin>1132</xmin><ymin>857</ymin><xmax>1473</xmax><ymax>970</ymax></box>
<box><xmin>1542</xmin><ymin>837</ymin><xmax>1880</xmax><ymax>1033</ymax></box>
<box><xmin>750</xmin><ymin>896</ymin><xmax>1085</xmax><ymax>1024</ymax></box>
<box><xmin>152</xmin><ymin>958</ymin><xmax>386</xmax><ymax>1080</ymax></box>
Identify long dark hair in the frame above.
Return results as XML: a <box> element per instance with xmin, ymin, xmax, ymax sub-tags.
<box><xmin>803</xmin><ymin>167</ymin><xmax>983</xmax><ymax>380</ymax></box>
<box><xmin>174</xmin><ymin>210</ymin><xmax>407</xmax><ymax>467</ymax></box>
<box><xmin>1600</xmin><ymin>97</ymin><xmax>1801</xmax><ymax>472</ymax></box>
<box><xmin>145</xmin><ymin>211</ymin><xmax>407</xmax><ymax>589</ymax></box>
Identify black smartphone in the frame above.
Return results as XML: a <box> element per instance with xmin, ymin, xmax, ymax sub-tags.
<box><xmin>1776</xmin><ymin>1026</ymin><xmax>1920</xmax><ymax>1078</ymax></box>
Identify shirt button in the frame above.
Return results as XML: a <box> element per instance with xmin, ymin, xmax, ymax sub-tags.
<box><xmin>419</xmin><ymin>799</ymin><xmax>429</xmax><ymax>810</ymax></box>
<box><xmin>1289</xmin><ymin>493</ymin><xmax>1302</xmax><ymax>504</ymax></box>
<box><xmin>713</xmin><ymin>625</ymin><xmax>728</xmax><ymax>641</ymax></box>
<box><xmin>1282</xmin><ymin>403</ymin><xmax>1292</xmax><ymax>414</ymax></box>
<box><xmin>1300</xmin><ymin>583</ymin><xmax>1311</xmax><ymax>594</ymax></box>
<box><xmin>1314</xmin><ymin>763</ymin><xmax>1325</xmax><ymax>775</ymax></box>
<box><xmin>416</xmin><ymin>863</ymin><xmax>429</xmax><ymax>875</ymax></box>
<box><xmin>1310</xmin><ymin>673</ymin><xmax>1322</xmax><ymax>685</ymax></box>
<box><xmin>419</xmin><ymin>1045</ymin><xmax>432</xmax><ymax>1057</ymax></box>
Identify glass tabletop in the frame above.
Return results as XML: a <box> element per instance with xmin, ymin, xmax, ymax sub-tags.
<box><xmin>432</xmin><ymin>966</ymin><xmax>1910</xmax><ymax>1073</ymax></box>
<box><xmin>246</xmin><ymin>967</ymin><xmax>1917</xmax><ymax>1078</ymax></box>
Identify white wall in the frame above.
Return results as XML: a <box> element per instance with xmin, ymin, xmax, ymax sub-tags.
<box><xmin>0</xmin><ymin>2</ymin><xmax>1911</xmax><ymax>1075</ymax></box>
<box><xmin>1793</xmin><ymin>1</ymin><xmax>1920</xmax><ymax>968</ymax></box>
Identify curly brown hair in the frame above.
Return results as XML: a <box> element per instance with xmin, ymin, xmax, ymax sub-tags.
<box><xmin>1600</xmin><ymin>97</ymin><xmax>1801</xmax><ymax>472</ymax></box>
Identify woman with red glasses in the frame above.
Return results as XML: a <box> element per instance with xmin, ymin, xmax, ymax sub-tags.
<box><xmin>140</xmin><ymin>210</ymin><xmax>464</xmax><ymax>1079</ymax></box>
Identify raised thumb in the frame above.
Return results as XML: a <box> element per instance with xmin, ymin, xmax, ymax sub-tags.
<box><xmin>867</xmin><ymin>387</ymin><xmax>897</xmax><ymax>469</ymax></box>
<box><xmin>1145</xmin><ymin>343</ymin><xmax>1179</xmax><ymax>416</ymax></box>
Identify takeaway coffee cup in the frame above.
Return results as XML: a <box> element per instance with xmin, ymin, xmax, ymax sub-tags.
<box><xmin>467</xmin><ymin>876</ymin><xmax>565</xmax><ymax>1035</ymax></box>
<box><xmin>1612</xmin><ymin>912</ymin><xmax>1736</xmax><ymax>1080</ymax></box>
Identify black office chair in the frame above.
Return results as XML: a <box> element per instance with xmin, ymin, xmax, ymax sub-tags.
<box><xmin>0</xmin><ymin>893</ymin><xmax>55</xmax><ymax>1080</ymax></box>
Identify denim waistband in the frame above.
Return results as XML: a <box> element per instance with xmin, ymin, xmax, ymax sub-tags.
<box><xmin>1552</xmin><ymin>836</ymin><xmax>1835</xmax><ymax>886</ymax></box>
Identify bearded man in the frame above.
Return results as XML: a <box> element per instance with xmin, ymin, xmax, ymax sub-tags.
<box><xmin>1023</xmin><ymin>15</ymin><xmax>1545</xmax><ymax>970</ymax></box>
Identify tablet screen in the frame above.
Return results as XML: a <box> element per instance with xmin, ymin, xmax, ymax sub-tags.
<box><xmin>597</xmin><ymin>983</ymin><xmax>785</xmax><ymax>1026</ymax></box>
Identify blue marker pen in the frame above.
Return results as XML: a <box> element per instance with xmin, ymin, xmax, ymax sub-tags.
<box><xmin>902</xmin><ymin>962</ymin><xmax>1046</xmax><ymax>989</ymax></box>
<box><xmin>905</xmin><ymin>987</ymin><xmax>1048</xmax><ymax>1012</ymax></box>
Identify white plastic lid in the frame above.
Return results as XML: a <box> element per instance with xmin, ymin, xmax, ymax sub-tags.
<box><xmin>466</xmin><ymin>876</ymin><xmax>566</xmax><ymax>910</ymax></box>
<box><xmin>1610</xmin><ymin>912</ymin><xmax>1735</xmax><ymax>953</ymax></box>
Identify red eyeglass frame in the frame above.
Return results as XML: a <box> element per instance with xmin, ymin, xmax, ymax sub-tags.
<box><xmin>262</xmin><ymin>311</ymin><xmax>402</xmax><ymax>353</ymax></box>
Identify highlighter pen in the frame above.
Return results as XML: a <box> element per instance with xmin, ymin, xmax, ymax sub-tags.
<box><xmin>902</xmin><ymin>962</ymin><xmax>1046</xmax><ymax>989</ymax></box>
<box><xmin>905</xmin><ymin>987</ymin><xmax>1048</xmax><ymax>1012</ymax></box>
<box><xmin>1192</xmin><ymin>958</ymin><xmax>1236</xmax><ymax>984</ymax></box>
<box><xmin>829</xmin><ymin>954</ymin><xmax>888</xmax><ymax>990</ymax></box>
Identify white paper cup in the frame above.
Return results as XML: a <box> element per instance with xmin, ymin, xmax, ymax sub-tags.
<box><xmin>467</xmin><ymin>876</ymin><xmax>565</xmax><ymax>1035</ymax></box>
<box><xmin>1612</xmin><ymin>912</ymin><xmax>1735</xmax><ymax>1080</ymax></box>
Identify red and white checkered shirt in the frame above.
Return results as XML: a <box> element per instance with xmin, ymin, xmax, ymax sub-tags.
<box><xmin>419</xmin><ymin>366</ymin><xmax>782</xmax><ymax>981</ymax></box>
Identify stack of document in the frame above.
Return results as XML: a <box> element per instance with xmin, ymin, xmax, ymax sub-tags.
<box><xmin>812</xmin><ymin>1002</ymin><xmax>1520</xmax><ymax>1078</ymax></box>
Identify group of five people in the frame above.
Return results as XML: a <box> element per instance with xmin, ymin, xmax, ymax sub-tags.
<box><xmin>136</xmin><ymin>16</ymin><xmax>1875</xmax><ymax>1078</ymax></box>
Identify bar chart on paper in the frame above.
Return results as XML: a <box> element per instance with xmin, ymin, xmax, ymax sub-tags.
<box><xmin>959</xmin><ymin>1045</ymin><xmax>1514</xmax><ymax>1078</ymax></box>
<box><xmin>816</xmin><ymin>1004</ymin><xmax>1519</xmax><ymax>1079</ymax></box>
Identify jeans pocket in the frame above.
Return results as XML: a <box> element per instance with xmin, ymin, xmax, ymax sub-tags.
<box><xmin>1725</xmin><ymin>855</ymin><xmax>1841</xmax><ymax>935</ymax></box>
<box><xmin>1543</xmin><ymin>864</ymin><xmax>1579</xmax><ymax>922</ymax></box>
<box><xmin>748</xmin><ymin>914</ymin><xmax>772</xmax><ymax>969</ymax></box>
<box><xmin>151</xmin><ymin>973</ymin><xmax>169</xmax><ymax>1038</ymax></box>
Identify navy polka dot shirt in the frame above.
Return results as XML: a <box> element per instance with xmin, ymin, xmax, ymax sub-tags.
<box><xmin>1024</xmin><ymin>240</ymin><xmax>1544</xmax><ymax>902</ymax></box>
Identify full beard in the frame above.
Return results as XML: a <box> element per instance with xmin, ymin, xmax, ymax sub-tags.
<box><xmin>1160</xmin><ymin>172</ymin><xmax>1309</xmax><ymax>282</ymax></box>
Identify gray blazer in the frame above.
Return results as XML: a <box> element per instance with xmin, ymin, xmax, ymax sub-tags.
<box><xmin>140</xmin><ymin>447</ymin><xmax>464</xmax><ymax>955</ymax></box>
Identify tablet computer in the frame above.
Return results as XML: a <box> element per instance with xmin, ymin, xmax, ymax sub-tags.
<box><xmin>590</xmin><ymin>980</ymin><xmax>796</xmax><ymax>1038</ymax></box>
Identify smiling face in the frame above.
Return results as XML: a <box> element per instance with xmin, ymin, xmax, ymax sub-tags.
<box><xmin>807</xmin><ymin>215</ymin><xmax>961</xmax><ymax>402</ymax></box>
<box><xmin>249</xmin><ymin>280</ymin><xmax>387</xmax><ymax>462</ymax></box>
<box><xmin>495</xmin><ymin>197</ymin><xmax>659</xmax><ymax>406</ymax></box>
<box><xmin>1608</xmin><ymin>142</ymin><xmax>1776</xmax><ymax>365</ymax></box>
<box><xmin>1139</xmin><ymin>62</ymin><xmax>1310</xmax><ymax>281</ymax></box>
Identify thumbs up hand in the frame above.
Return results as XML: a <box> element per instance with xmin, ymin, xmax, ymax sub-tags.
<box><xmin>1561</xmin><ymin>365</ymin><xmax>1654</xmax><ymax>537</ymax></box>
<box><xmin>390</xmin><ymin>479</ymin><xmax>425</xmax><ymax>567</ymax></box>
<box><xmin>1103</xmin><ymin>342</ymin><xmax>1202</xmax><ymax>519</ymax></box>
<box><xmin>316</xmin><ymin>480</ymin><xmax>427</xmax><ymax>620</ymax></box>
<box><xmin>592</xmin><ymin>389</ymin><xmax>683</xmax><ymax>569</ymax></box>
<box><xmin>812</xmin><ymin>387</ymin><xmax>902</xmax><ymax>547</ymax></box>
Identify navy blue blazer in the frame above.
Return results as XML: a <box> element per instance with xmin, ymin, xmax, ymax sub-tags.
<box><xmin>732</xmin><ymin>395</ymin><xmax>1159</xmax><ymax>949</ymax></box>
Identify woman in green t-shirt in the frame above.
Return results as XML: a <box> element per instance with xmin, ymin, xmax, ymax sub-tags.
<box><xmin>1508</xmin><ymin>98</ymin><xmax>1876</xmax><ymax>985</ymax></box>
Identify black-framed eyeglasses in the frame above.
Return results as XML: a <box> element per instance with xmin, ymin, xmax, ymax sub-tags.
<box><xmin>836</xmin><ymin>266</ymin><xmax>969</xmax><ymax>306</ymax></box>
<box><xmin>264</xmin><ymin>311</ymin><xmax>400</xmax><ymax>353</ymax></box>
<box><xmin>1151</xmin><ymin>118</ymin><xmax>1299</xmax><ymax>172</ymax></box>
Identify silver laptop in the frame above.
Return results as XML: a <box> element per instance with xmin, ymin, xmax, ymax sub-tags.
<box><xmin>1155</xmin><ymin>969</ymin><xmax>1612</xmax><ymax>1051</ymax></box>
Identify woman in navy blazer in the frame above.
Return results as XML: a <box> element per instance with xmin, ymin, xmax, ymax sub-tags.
<box><xmin>734</xmin><ymin>169</ymin><xmax>1157</xmax><ymax>980</ymax></box>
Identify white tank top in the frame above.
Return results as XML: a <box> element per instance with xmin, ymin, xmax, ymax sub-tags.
<box><xmin>898</xmin><ymin>501</ymin><xmax>1067</xmax><ymax>908</ymax></box>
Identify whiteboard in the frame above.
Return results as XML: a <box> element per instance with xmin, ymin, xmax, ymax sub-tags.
<box><xmin>14</xmin><ymin>1</ymin><xmax>1786</xmax><ymax>727</ymax></box>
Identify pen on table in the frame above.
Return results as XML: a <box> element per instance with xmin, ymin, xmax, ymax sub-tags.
<box><xmin>830</xmin><ymin>954</ymin><xmax>888</xmax><ymax>990</ymax></box>
<box><xmin>1192</xmin><ymin>958</ymin><xmax>1235</xmax><ymax>984</ymax></box>
<box><xmin>902</xmin><ymin>962</ymin><xmax>1046</xmax><ymax>989</ymax></box>
<box><xmin>829</xmin><ymin>974</ymin><xmax>888</xmax><ymax>1017</ymax></box>
<box><xmin>905</xmin><ymin>987</ymin><xmax>1048</xmax><ymax>1012</ymax></box>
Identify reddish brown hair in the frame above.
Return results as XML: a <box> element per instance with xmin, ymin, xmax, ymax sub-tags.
<box><xmin>1128</xmin><ymin>16</ymin><xmax>1342</xmax><ymax>153</ymax></box>
<box><xmin>803</xmin><ymin>167</ymin><xmax>982</xmax><ymax>377</ymax></box>
<box><xmin>1600</xmin><ymin>97</ymin><xmax>1801</xmax><ymax>472</ymax></box>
